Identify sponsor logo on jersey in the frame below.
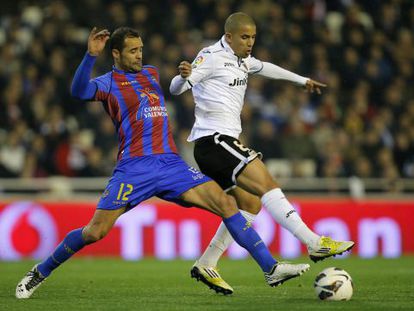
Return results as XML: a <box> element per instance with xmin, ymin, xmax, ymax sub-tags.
<box><xmin>121</xmin><ymin>80</ymin><xmax>138</xmax><ymax>86</ymax></box>
<box><xmin>137</xmin><ymin>104</ymin><xmax>168</xmax><ymax>120</ymax></box>
<box><xmin>224</xmin><ymin>62</ymin><xmax>235</xmax><ymax>67</ymax></box>
<box><xmin>229</xmin><ymin>77</ymin><xmax>247</xmax><ymax>86</ymax></box>
<box><xmin>136</xmin><ymin>89</ymin><xmax>168</xmax><ymax>120</ymax></box>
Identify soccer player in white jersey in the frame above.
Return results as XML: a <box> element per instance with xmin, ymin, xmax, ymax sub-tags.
<box><xmin>170</xmin><ymin>12</ymin><xmax>355</xmax><ymax>295</ymax></box>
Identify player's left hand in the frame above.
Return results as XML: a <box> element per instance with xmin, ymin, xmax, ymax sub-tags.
<box><xmin>88</xmin><ymin>27</ymin><xmax>110</xmax><ymax>57</ymax></box>
<box><xmin>305</xmin><ymin>79</ymin><xmax>327</xmax><ymax>94</ymax></box>
<box><xmin>178</xmin><ymin>61</ymin><xmax>192</xmax><ymax>79</ymax></box>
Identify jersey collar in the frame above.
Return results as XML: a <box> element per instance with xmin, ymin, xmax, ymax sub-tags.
<box><xmin>220</xmin><ymin>35</ymin><xmax>235</xmax><ymax>55</ymax></box>
<box><xmin>112</xmin><ymin>65</ymin><xmax>141</xmax><ymax>75</ymax></box>
<box><xmin>220</xmin><ymin>35</ymin><xmax>245</xmax><ymax>66</ymax></box>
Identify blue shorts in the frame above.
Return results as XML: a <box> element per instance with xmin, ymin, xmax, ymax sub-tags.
<box><xmin>97</xmin><ymin>153</ymin><xmax>211</xmax><ymax>210</ymax></box>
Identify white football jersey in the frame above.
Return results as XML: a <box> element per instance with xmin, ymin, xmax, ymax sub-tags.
<box><xmin>169</xmin><ymin>36</ymin><xmax>308</xmax><ymax>141</ymax></box>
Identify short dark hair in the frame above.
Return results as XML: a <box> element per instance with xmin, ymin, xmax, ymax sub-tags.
<box><xmin>109</xmin><ymin>27</ymin><xmax>140</xmax><ymax>51</ymax></box>
<box><xmin>224</xmin><ymin>12</ymin><xmax>255</xmax><ymax>34</ymax></box>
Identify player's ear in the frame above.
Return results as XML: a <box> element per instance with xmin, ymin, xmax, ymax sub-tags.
<box><xmin>225</xmin><ymin>32</ymin><xmax>232</xmax><ymax>44</ymax></box>
<box><xmin>112</xmin><ymin>49</ymin><xmax>120</xmax><ymax>60</ymax></box>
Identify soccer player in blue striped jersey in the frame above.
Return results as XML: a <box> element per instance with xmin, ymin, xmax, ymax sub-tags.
<box><xmin>15</xmin><ymin>27</ymin><xmax>310</xmax><ymax>299</ymax></box>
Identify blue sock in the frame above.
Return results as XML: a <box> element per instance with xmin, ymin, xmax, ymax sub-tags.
<box><xmin>37</xmin><ymin>228</ymin><xmax>86</xmax><ymax>277</ymax></box>
<box><xmin>223</xmin><ymin>212</ymin><xmax>277</xmax><ymax>273</ymax></box>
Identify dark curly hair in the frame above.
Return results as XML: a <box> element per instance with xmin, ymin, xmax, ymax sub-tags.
<box><xmin>109</xmin><ymin>27</ymin><xmax>140</xmax><ymax>52</ymax></box>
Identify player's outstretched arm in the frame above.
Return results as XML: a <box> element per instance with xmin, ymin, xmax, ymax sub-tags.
<box><xmin>71</xmin><ymin>27</ymin><xmax>110</xmax><ymax>100</ymax></box>
<box><xmin>255</xmin><ymin>62</ymin><xmax>327</xmax><ymax>93</ymax></box>
<box><xmin>305</xmin><ymin>79</ymin><xmax>327</xmax><ymax>95</ymax></box>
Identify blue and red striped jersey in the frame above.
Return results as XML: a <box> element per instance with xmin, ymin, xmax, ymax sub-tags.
<box><xmin>92</xmin><ymin>65</ymin><xmax>177</xmax><ymax>160</ymax></box>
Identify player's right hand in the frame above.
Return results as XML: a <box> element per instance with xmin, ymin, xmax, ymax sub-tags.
<box><xmin>178</xmin><ymin>61</ymin><xmax>192</xmax><ymax>78</ymax></box>
<box><xmin>305</xmin><ymin>79</ymin><xmax>327</xmax><ymax>95</ymax></box>
<box><xmin>88</xmin><ymin>27</ymin><xmax>110</xmax><ymax>57</ymax></box>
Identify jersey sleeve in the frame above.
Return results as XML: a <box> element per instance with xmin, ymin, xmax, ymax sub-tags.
<box><xmin>169</xmin><ymin>50</ymin><xmax>215</xmax><ymax>95</ymax></box>
<box><xmin>257</xmin><ymin>62</ymin><xmax>308</xmax><ymax>85</ymax></box>
<box><xmin>249</xmin><ymin>57</ymin><xmax>308</xmax><ymax>85</ymax></box>
<box><xmin>71</xmin><ymin>52</ymin><xmax>98</xmax><ymax>100</ymax></box>
<box><xmin>187</xmin><ymin>50</ymin><xmax>215</xmax><ymax>85</ymax></box>
<box><xmin>91</xmin><ymin>75</ymin><xmax>111</xmax><ymax>101</ymax></box>
<box><xmin>247</xmin><ymin>56</ymin><xmax>264</xmax><ymax>74</ymax></box>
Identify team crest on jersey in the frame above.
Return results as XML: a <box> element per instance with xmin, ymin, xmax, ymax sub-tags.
<box><xmin>138</xmin><ymin>90</ymin><xmax>160</xmax><ymax>102</ymax></box>
<box><xmin>192</xmin><ymin>55</ymin><xmax>204</xmax><ymax>68</ymax></box>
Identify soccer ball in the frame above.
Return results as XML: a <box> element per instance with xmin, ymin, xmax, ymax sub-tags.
<box><xmin>314</xmin><ymin>267</ymin><xmax>353</xmax><ymax>301</ymax></box>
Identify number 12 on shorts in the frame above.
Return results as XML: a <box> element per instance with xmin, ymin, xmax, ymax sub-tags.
<box><xmin>117</xmin><ymin>183</ymin><xmax>133</xmax><ymax>201</ymax></box>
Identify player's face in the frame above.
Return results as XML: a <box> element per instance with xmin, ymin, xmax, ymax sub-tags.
<box><xmin>118</xmin><ymin>37</ymin><xmax>143</xmax><ymax>72</ymax></box>
<box><xmin>227</xmin><ymin>23</ymin><xmax>256</xmax><ymax>58</ymax></box>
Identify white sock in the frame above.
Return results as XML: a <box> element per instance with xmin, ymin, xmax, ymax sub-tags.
<box><xmin>261</xmin><ymin>188</ymin><xmax>320</xmax><ymax>248</ymax></box>
<box><xmin>197</xmin><ymin>210</ymin><xmax>256</xmax><ymax>267</ymax></box>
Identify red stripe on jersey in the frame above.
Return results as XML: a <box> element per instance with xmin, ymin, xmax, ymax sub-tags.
<box><xmin>150</xmin><ymin>72</ymin><xmax>165</xmax><ymax>154</ymax></box>
<box><xmin>95</xmin><ymin>90</ymin><xmax>107</xmax><ymax>102</ymax></box>
<box><xmin>135</xmin><ymin>73</ymin><xmax>166</xmax><ymax>154</ymax></box>
<box><xmin>114</xmin><ymin>73</ymin><xmax>144</xmax><ymax>157</ymax></box>
<box><xmin>167</xmin><ymin>122</ymin><xmax>178</xmax><ymax>153</ymax></box>
<box><xmin>96</xmin><ymin>90</ymin><xmax>126</xmax><ymax>160</ymax></box>
<box><xmin>107</xmin><ymin>93</ymin><xmax>121</xmax><ymax>123</ymax></box>
<box><xmin>139</xmin><ymin>83</ymin><xmax>165</xmax><ymax>154</ymax></box>
<box><xmin>147</xmin><ymin>67</ymin><xmax>159</xmax><ymax>81</ymax></box>
<box><xmin>151</xmin><ymin>116</ymin><xmax>164</xmax><ymax>154</ymax></box>
<box><xmin>105</xmin><ymin>91</ymin><xmax>127</xmax><ymax>160</ymax></box>
<box><xmin>96</xmin><ymin>90</ymin><xmax>121</xmax><ymax>122</ymax></box>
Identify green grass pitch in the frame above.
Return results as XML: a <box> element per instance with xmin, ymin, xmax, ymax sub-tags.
<box><xmin>1</xmin><ymin>257</ymin><xmax>413</xmax><ymax>310</ymax></box>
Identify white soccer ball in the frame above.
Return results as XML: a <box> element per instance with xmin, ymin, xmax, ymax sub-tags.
<box><xmin>314</xmin><ymin>267</ymin><xmax>353</xmax><ymax>301</ymax></box>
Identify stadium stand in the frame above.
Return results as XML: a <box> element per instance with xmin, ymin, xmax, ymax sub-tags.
<box><xmin>0</xmin><ymin>0</ymin><xmax>413</xmax><ymax>195</ymax></box>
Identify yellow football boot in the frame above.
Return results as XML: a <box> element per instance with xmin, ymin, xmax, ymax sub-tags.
<box><xmin>190</xmin><ymin>264</ymin><xmax>234</xmax><ymax>295</ymax></box>
<box><xmin>308</xmin><ymin>236</ymin><xmax>355</xmax><ymax>262</ymax></box>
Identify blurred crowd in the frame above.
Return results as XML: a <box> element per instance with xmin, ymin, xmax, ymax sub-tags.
<box><xmin>0</xmin><ymin>0</ymin><xmax>413</xmax><ymax>183</ymax></box>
